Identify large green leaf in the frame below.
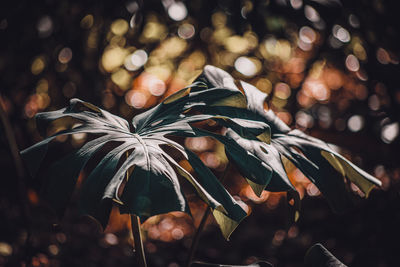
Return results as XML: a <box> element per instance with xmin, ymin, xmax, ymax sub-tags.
<box><xmin>194</xmin><ymin>65</ymin><xmax>381</xmax><ymax>213</ymax></box>
<box><xmin>21</xmin><ymin>83</ymin><xmax>252</xmax><ymax>239</ymax></box>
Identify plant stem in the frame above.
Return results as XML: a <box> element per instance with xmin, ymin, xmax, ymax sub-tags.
<box><xmin>131</xmin><ymin>214</ymin><xmax>147</xmax><ymax>267</ymax></box>
<box><xmin>186</xmin><ymin>207</ymin><xmax>210</xmax><ymax>267</ymax></box>
<box><xmin>0</xmin><ymin>95</ymin><xmax>31</xmax><ymax>263</ymax></box>
<box><xmin>186</xmin><ymin>163</ymin><xmax>232</xmax><ymax>267</ymax></box>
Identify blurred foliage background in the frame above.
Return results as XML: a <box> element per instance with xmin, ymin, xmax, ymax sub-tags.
<box><xmin>1</xmin><ymin>0</ymin><xmax>400</xmax><ymax>266</ymax></box>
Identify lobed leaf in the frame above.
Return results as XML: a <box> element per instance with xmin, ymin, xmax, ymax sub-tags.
<box><xmin>195</xmin><ymin>65</ymin><xmax>381</xmax><ymax>214</ymax></box>
<box><xmin>21</xmin><ymin>95</ymin><xmax>249</xmax><ymax>238</ymax></box>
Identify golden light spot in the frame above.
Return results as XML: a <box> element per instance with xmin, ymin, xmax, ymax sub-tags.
<box><xmin>141</xmin><ymin>21</ymin><xmax>167</xmax><ymax>43</ymax></box>
<box><xmin>111</xmin><ymin>19</ymin><xmax>129</xmax><ymax>36</ymax></box>
<box><xmin>353</xmin><ymin>43</ymin><xmax>367</xmax><ymax>61</ymax></box>
<box><xmin>48</xmin><ymin>244</ymin><xmax>59</xmax><ymax>256</ymax></box>
<box><xmin>271</xmin><ymin>96</ymin><xmax>287</xmax><ymax>108</ymax></box>
<box><xmin>145</xmin><ymin>65</ymin><xmax>172</xmax><ymax>81</ymax></box>
<box><xmin>212</xmin><ymin>27</ymin><xmax>233</xmax><ymax>44</ymax></box>
<box><xmin>109</xmin><ymin>35</ymin><xmax>126</xmax><ymax>46</ymax></box>
<box><xmin>87</xmin><ymin>29</ymin><xmax>99</xmax><ymax>49</ymax></box>
<box><xmin>0</xmin><ymin>242</ymin><xmax>12</xmax><ymax>256</ymax></box>
<box><xmin>80</xmin><ymin>14</ymin><xmax>94</xmax><ymax>29</ymax></box>
<box><xmin>31</xmin><ymin>56</ymin><xmax>46</xmax><ymax>75</ymax></box>
<box><xmin>264</xmin><ymin>39</ymin><xmax>292</xmax><ymax>61</ymax></box>
<box><xmin>188</xmin><ymin>50</ymin><xmax>206</xmax><ymax>69</ymax></box>
<box><xmin>244</xmin><ymin>31</ymin><xmax>258</xmax><ymax>49</ymax></box>
<box><xmin>36</xmin><ymin>93</ymin><xmax>51</xmax><ymax>109</ymax></box>
<box><xmin>157</xmin><ymin>37</ymin><xmax>187</xmax><ymax>59</ymax></box>
<box><xmin>212</xmin><ymin>12</ymin><xmax>227</xmax><ymax>28</ymax></box>
<box><xmin>111</xmin><ymin>68</ymin><xmax>132</xmax><ymax>90</ymax></box>
<box><xmin>102</xmin><ymin>46</ymin><xmax>129</xmax><ymax>72</ymax></box>
<box><xmin>36</xmin><ymin>79</ymin><xmax>49</xmax><ymax>93</ymax></box>
<box><xmin>256</xmin><ymin>78</ymin><xmax>272</xmax><ymax>94</ymax></box>
<box><xmin>225</xmin><ymin>35</ymin><xmax>249</xmax><ymax>53</ymax></box>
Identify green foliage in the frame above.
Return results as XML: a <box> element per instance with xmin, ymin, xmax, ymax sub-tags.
<box><xmin>21</xmin><ymin>81</ymin><xmax>257</xmax><ymax>239</ymax></box>
<box><xmin>196</xmin><ymin>66</ymin><xmax>381</xmax><ymax>215</ymax></box>
<box><xmin>21</xmin><ymin>65</ymin><xmax>381</xmax><ymax>242</ymax></box>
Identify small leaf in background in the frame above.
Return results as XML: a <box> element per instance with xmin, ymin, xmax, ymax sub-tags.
<box><xmin>304</xmin><ymin>243</ymin><xmax>347</xmax><ymax>267</ymax></box>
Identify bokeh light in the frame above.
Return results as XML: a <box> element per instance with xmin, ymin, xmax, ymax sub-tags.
<box><xmin>345</xmin><ymin>54</ymin><xmax>360</xmax><ymax>72</ymax></box>
<box><xmin>347</xmin><ymin>115</ymin><xmax>364</xmax><ymax>132</ymax></box>
<box><xmin>234</xmin><ymin>57</ymin><xmax>259</xmax><ymax>77</ymax></box>
<box><xmin>58</xmin><ymin>47</ymin><xmax>73</xmax><ymax>64</ymax></box>
<box><xmin>3</xmin><ymin>2</ymin><xmax>400</xmax><ymax>266</ymax></box>
<box><xmin>381</xmin><ymin>122</ymin><xmax>399</xmax><ymax>143</ymax></box>
<box><xmin>124</xmin><ymin>49</ymin><xmax>148</xmax><ymax>71</ymax></box>
<box><xmin>332</xmin><ymin>25</ymin><xmax>351</xmax><ymax>43</ymax></box>
<box><xmin>167</xmin><ymin>2</ymin><xmax>188</xmax><ymax>21</ymax></box>
<box><xmin>37</xmin><ymin>16</ymin><xmax>53</xmax><ymax>38</ymax></box>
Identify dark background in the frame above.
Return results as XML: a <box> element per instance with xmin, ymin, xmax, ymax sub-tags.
<box><xmin>1</xmin><ymin>0</ymin><xmax>400</xmax><ymax>266</ymax></box>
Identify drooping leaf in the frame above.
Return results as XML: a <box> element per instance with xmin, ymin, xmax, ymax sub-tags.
<box><xmin>21</xmin><ymin>83</ymin><xmax>252</xmax><ymax>239</ymax></box>
<box><xmin>193</xmin><ymin>128</ymin><xmax>293</xmax><ymax>197</ymax></box>
<box><xmin>194</xmin><ymin>65</ymin><xmax>381</xmax><ymax>214</ymax></box>
<box><xmin>304</xmin><ymin>243</ymin><xmax>347</xmax><ymax>267</ymax></box>
<box><xmin>192</xmin><ymin>67</ymin><xmax>292</xmax><ymax>195</ymax></box>
<box><xmin>239</xmin><ymin>79</ymin><xmax>381</xmax><ymax>212</ymax></box>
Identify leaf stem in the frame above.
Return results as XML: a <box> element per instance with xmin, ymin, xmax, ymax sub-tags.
<box><xmin>131</xmin><ymin>214</ymin><xmax>147</xmax><ymax>267</ymax></box>
<box><xmin>186</xmin><ymin>206</ymin><xmax>210</xmax><ymax>267</ymax></box>
<box><xmin>186</xmin><ymin>163</ymin><xmax>232</xmax><ymax>267</ymax></box>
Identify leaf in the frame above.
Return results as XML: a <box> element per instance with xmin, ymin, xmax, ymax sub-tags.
<box><xmin>132</xmin><ymin>81</ymin><xmax>247</xmax><ymax>133</ymax></box>
<box><xmin>271</xmin><ymin>129</ymin><xmax>380</xmax><ymax>212</ymax></box>
<box><xmin>194</xmin><ymin>128</ymin><xmax>294</xmax><ymax>196</ymax></box>
<box><xmin>304</xmin><ymin>243</ymin><xmax>347</xmax><ymax>267</ymax></box>
<box><xmin>194</xmin><ymin>65</ymin><xmax>381</xmax><ymax>214</ymax></box>
<box><xmin>21</xmin><ymin>84</ymin><xmax>250</xmax><ymax>239</ymax></box>
<box><xmin>193</xmin><ymin>67</ymin><xmax>295</xmax><ymax>195</ymax></box>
